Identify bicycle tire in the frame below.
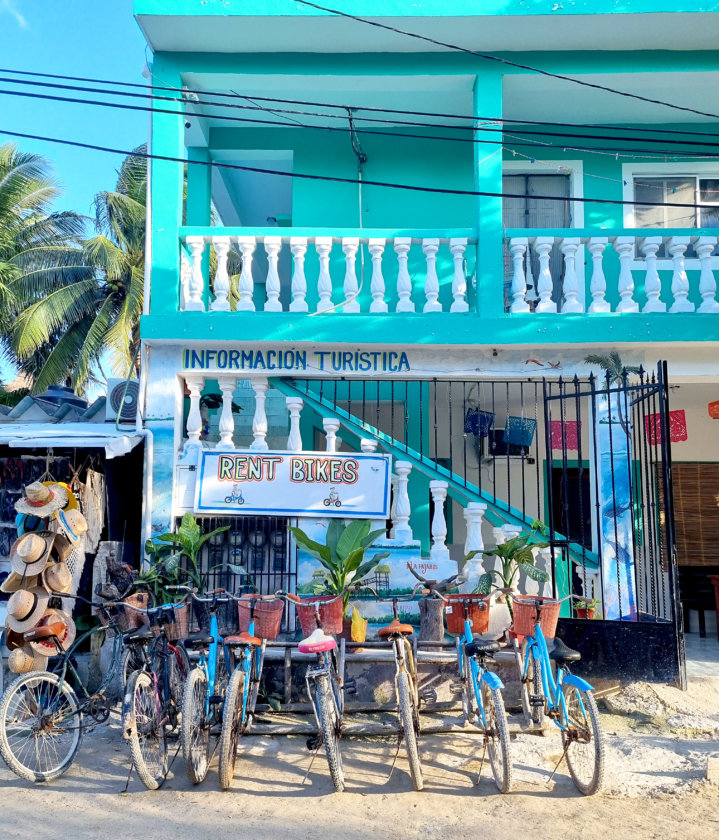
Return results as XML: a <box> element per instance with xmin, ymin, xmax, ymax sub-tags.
<box><xmin>397</xmin><ymin>671</ymin><xmax>423</xmax><ymax>791</ymax></box>
<box><xmin>562</xmin><ymin>684</ymin><xmax>605</xmax><ymax>796</ymax></box>
<box><xmin>168</xmin><ymin>644</ymin><xmax>191</xmax><ymax>713</ymax></box>
<box><xmin>526</xmin><ymin>645</ymin><xmax>545</xmax><ymax>726</ymax></box>
<box><xmin>181</xmin><ymin>667</ymin><xmax>211</xmax><ymax>784</ymax></box>
<box><xmin>125</xmin><ymin>670</ymin><xmax>168</xmax><ymax>790</ymax></box>
<box><xmin>0</xmin><ymin>670</ymin><xmax>82</xmax><ymax>782</ymax></box>
<box><xmin>218</xmin><ymin>668</ymin><xmax>245</xmax><ymax>790</ymax></box>
<box><xmin>480</xmin><ymin>681</ymin><xmax>513</xmax><ymax>794</ymax></box>
<box><xmin>462</xmin><ymin>651</ymin><xmax>477</xmax><ymax>724</ymax></box>
<box><xmin>315</xmin><ymin>673</ymin><xmax>344</xmax><ymax>792</ymax></box>
<box><xmin>121</xmin><ymin>645</ymin><xmax>146</xmax><ymax>689</ymax></box>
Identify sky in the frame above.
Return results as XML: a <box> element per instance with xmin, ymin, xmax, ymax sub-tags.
<box><xmin>1</xmin><ymin>0</ymin><xmax>148</xmax><ymax>218</ymax></box>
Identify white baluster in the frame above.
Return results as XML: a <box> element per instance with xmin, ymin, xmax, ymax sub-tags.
<box><xmin>460</xmin><ymin>502</ymin><xmax>487</xmax><ymax>591</ymax></box>
<box><xmin>509</xmin><ymin>237</ymin><xmax>530</xmax><ymax>313</ymax></box>
<box><xmin>534</xmin><ymin>236</ymin><xmax>556</xmax><ymax>313</ymax></box>
<box><xmin>429</xmin><ymin>480</ymin><xmax>450</xmax><ymax>563</ymax></box>
<box><xmin>209</xmin><ymin>236</ymin><xmax>231</xmax><ymax>312</ymax></box>
<box><xmin>342</xmin><ymin>237</ymin><xmax>360</xmax><ymax>313</ymax></box>
<box><xmin>449</xmin><ymin>238</ymin><xmax>469</xmax><ymax>312</ymax></box>
<box><xmin>394</xmin><ymin>237</ymin><xmax>414</xmax><ymax>313</ymax></box>
<box><xmin>236</xmin><ymin>236</ymin><xmax>256</xmax><ymax>312</ymax></box>
<box><xmin>185</xmin><ymin>236</ymin><xmax>206</xmax><ymax>312</ymax></box>
<box><xmin>286</xmin><ymin>397</ymin><xmax>304</xmax><ymax>452</ymax></box>
<box><xmin>393</xmin><ymin>461</ymin><xmax>413</xmax><ymax>542</ymax></box>
<box><xmin>316</xmin><ymin>237</ymin><xmax>334</xmax><ymax>312</ymax></box>
<box><xmin>389</xmin><ymin>474</ymin><xmax>399</xmax><ymax>538</ymax></box>
<box><xmin>422</xmin><ymin>238</ymin><xmax>442</xmax><ymax>313</ymax></box>
<box><xmin>360</xmin><ymin>438</ymin><xmax>378</xmax><ymax>453</ymax></box>
<box><xmin>525</xmin><ymin>246</ymin><xmax>538</xmax><ymax>303</ymax></box>
<box><xmin>560</xmin><ymin>237</ymin><xmax>583</xmax><ymax>313</ymax></box>
<box><xmin>668</xmin><ymin>236</ymin><xmax>694</xmax><ymax>313</ymax></box>
<box><xmin>180</xmin><ymin>251</ymin><xmax>191</xmax><ymax>311</ymax></box>
<box><xmin>368</xmin><ymin>238</ymin><xmax>388</xmax><ymax>313</ymax></box>
<box><xmin>263</xmin><ymin>236</ymin><xmax>283</xmax><ymax>312</ymax></box>
<box><xmin>587</xmin><ymin>237</ymin><xmax>610</xmax><ymax>313</ymax></box>
<box><xmin>250</xmin><ymin>377</ymin><xmax>269</xmax><ymax>451</ymax></box>
<box><xmin>640</xmin><ymin>236</ymin><xmax>666</xmax><ymax>313</ymax></box>
<box><xmin>534</xmin><ymin>546</ymin><xmax>554</xmax><ymax>598</ymax></box>
<box><xmin>289</xmin><ymin>237</ymin><xmax>308</xmax><ymax>312</ymax></box>
<box><xmin>216</xmin><ymin>375</ymin><xmax>237</xmax><ymax>449</ymax></box>
<box><xmin>614</xmin><ymin>236</ymin><xmax>639</xmax><ymax>313</ymax></box>
<box><xmin>323</xmin><ymin>418</ymin><xmax>340</xmax><ymax>452</ymax></box>
<box><xmin>695</xmin><ymin>236</ymin><xmax>719</xmax><ymax>313</ymax></box>
<box><xmin>184</xmin><ymin>374</ymin><xmax>204</xmax><ymax>452</ymax></box>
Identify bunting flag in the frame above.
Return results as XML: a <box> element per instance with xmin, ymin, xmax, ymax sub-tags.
<box><xmin>644</xmin><ymin>410</ymin><xmax>688</xmax><ymax>445</ymax></box>
<box><xmin>550</xmin><ymin>420</ymin><xmax>581</xmax><ymax>450</ymax></box>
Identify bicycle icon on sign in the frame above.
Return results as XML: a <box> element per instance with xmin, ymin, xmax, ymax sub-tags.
<box><xmin>323</xmin><ymin>487</ymin><xmax>342</xmax><ymax>507</ymax></box>
<box><xmin>224</xmin><ymin>484</ymin><xmax>245</xmax><ymax>505</ymax></box>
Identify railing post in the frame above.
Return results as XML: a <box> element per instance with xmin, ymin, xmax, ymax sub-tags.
<box><xmin>560</xmin><ymin>237</ymin><xmax>583</xmax><ymax>313</ymax></box>
<box><xmin>180</xmin><ymin>251</ymin><xmax>191</xmax><ymax>311</ymax></box>
<box><xmin>461</xmin><ymin>502</ymin><xmax>487</xmax><ymax>591</ymax></box>
<box><xmin>534</xmin><ymin>236</ymin><xmax>556</xmax><ymax>313</ymax></box>
<box><xmin>250</xmin><ymin>377</ymin><xmax>269</xmax><ymax>451</ymax></box>
<box><xmin>369</xmin><ymin>238</ymin><xmax>388</xmax><ymax>313</ymax></box>
<box><xmin>587</xmin><ymin>237</ymin><xmax>610</xmax><ymax>313</ymax></box>
<box><xmin>429</xmin><ymin>480</ymin><xmax>450</xmax><ymax>563</ymax></box>
<box><xmin>264</xmin><ymin>236</ymin><xmax>283</xmax><ymax>312</ymax></box>
<box><xmin>395</xmin><ymin>237</ymin><xmax>414</xmax><ymax>313</ymax></box>
<box><xmin>342</xmin><ymin>237</ymin><xmax>360</xmax><ymax>313</ymax></box>
<box><xmin>614</xmin><ymin>236</ymin><xmax>639</xmax><ymax>313</ymax></box>
<box><xmin>209</xmin><ymin>236</ymin><xmax>231</xmax><ymax>312</ymax></box>
<box><xmin>449</xmin><ymin>238</ymin><xmax>469</xmax><ymax>313</ymax></box>
<box><xmin>389</xmin><ymin>474</ymin><xmax>399</xmax><ymax>538</ymax></box>
<box><xmin>422</xmin><ymin>238</ymin><xmax>442</xmax><ymax>312</ymax></box>
<box><xmin>508</xmin><ymin>237</ymin><xmax>529</xmax><ymax>313</ymax></box>
<box><xmin>392</xmin><ymin>461</ymin><xmax>413</xmax><ymax>542</ymax></box>
<box><xmin>360</xmin><ymin>438</ymin><xmax>378</xmax><ymax>453</ymax></box>
<box><xmin>216</xmin><ymin>375</ymin><xmax>237</xmax><ymax>449</ymax></box>
<box><xmin>184</xmin><ymin>374</ymin><xmax>204</xmax><ymax>453</ymax></box>
<box><xmin>316</xmin><ymin>237</ymin><xmax>334</xmax><ymax>312</ymax></box>
<box><xmin>236</xmin><ymin>236</ymin><xmax>256</xmax><ymax>312</ymax></box>
<box><xmin>694</xmin><ymin>236</ymin><xmax>719</xmax><ymax>313</ymax></box>
<box><xmin>286</xmin><ymin>397</ymin><xmax>304</xmax><ymax>452</ymax></box>
<box><xmin>668</xmin><ymin>236</ymin><xmax>695</xmax><ymax>313</ymax></box>
<box><xmin>640</xmin><ymin>236</ymin><xmax>666</xmax><ymax>313</ymax></box>
<box><xmin>323</xmin><ymin>418</ymin><xmax>340</xmax><ymax>452</ymax></box>
<box><xmin>290</xmin><ymin>237</ymin><xmax>309</xmax><ymax>312</ymax></box>
<box><xmin>185</xmin><ymin>236</ymin><xmax>206</xmax><ymax>312</ymax></box>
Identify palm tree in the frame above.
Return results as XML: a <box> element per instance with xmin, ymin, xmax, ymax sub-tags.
<box><xmin>584</xmin><ymin>351</ymin><xmax>641</xmax><ymax>434</ymax></box>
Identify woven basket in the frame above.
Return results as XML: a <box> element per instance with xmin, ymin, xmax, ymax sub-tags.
<box><xmin>444</xmin><ymin>594</ymin><xmax>490</xmax><ymax>635</ymax></box>
<box><xmin>237</xmin><ymin>596</ymin><xmax>284</xmax><ymax>640</ymax></box>
<box><xmin>97</xmin><ymin>592</ymin><xmax>150</xmax><ymax>634</ymax></box>
<box><xmin>512</xmin><ymin>595</ymin><xmax>561</xmax><ymax>639</ymax></box>
<box><xmin>296</xmin><ymin>594</ymin><xmax>343</xmax><ymax>636</ymax></box>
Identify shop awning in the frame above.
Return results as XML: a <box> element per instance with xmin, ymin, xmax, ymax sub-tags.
<box><xmin>0</xmin><ymin>423</ymin><xmax>144</xmax><ymax>459</ymax></box>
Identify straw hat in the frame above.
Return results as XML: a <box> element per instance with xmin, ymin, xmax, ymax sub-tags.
<box><xmin>44</xmin><ymin>481</ymin><xmax>78</xmax><ymax>512</ymax></box>
<box><xmin>42</xmin><ymin>561</ymin><xmax>72</xmax><ymax>595</ymax></box>
<box><xmin>55</xmin><ymin>508</ymin><xmax>87</xmax><ymax>547</ymax></box>
<box><xmin>6</xmin><ymin>587</ymin><xmax>50</xmax><ymax>632</ymax></box>
<box><xmin>8</xmin><ymin>645</ymin><xmax>49</xmax><ymax>674</ymax></box>
<box><xmin>0</xmin><ymin>570</ymin><xmax>40</xmax><ymax>594</ymax></box>
<box><xmin>28</xmin><ymin>608</ymin><xmax>76</xmax><ymax>656</ymax></box>
<box><xmin>15</xmin><ymin>481</ymin><xmax>68</xmax><ymax>517</ymax></box>
<box><xmin>9</xmin><ymin>531</ymin><xmax>55</xmax><ymax>577</ymax></box>
<box><xmin>50</xmin><ymin>533</ymin><xmax>73</xmax><ymax>563</ymax></box>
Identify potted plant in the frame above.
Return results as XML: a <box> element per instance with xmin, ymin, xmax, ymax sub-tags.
<box><xmin>289</xmin><ymin>518</ymin><xmax>389</xmax><ymax>642</ymax></box>
<box><xmin>574</xmin><ymin>597</ymin><xmax>600</xmax><ymax>619</ymax></box>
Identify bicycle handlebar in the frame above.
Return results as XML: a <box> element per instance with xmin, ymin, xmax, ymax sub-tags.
<box><xmin>355</xmin><ymin>580</ymin><xmax>426</xmax><ymax>602</ymax></box>
<box><xmin>405</xmin><ymin>563</ymin><xmax>465</xmax><ymax>595</ymax></box>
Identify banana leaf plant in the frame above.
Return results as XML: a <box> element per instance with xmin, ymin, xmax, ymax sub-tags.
<box><xmin>155</xmin><ymin>512</ymin><xmax>230</xmax><ymax>595</ymax></box>
<box><xmin>289</xmin><ymin>518</ymin><xmax>390</xmax><ymax>616</ymax></box>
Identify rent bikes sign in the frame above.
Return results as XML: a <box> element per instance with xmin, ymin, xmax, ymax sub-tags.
<box><xmin>194</xmin><ymin>451</ymin><xmax>392</xmax><ymax>518</ymax></box>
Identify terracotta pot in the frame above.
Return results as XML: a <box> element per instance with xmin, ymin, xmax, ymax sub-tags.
<box><xmin>575</xmin><ymin>607</ymin><xmax>595</xmax><ymax>620</ymax></box>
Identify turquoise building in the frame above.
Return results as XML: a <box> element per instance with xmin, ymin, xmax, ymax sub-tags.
<box><xmin>134</xmin><ymin>1</ymin><xmax>719</xmax><ymax>680</ymax></box>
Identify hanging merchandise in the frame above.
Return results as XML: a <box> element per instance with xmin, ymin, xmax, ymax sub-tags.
<box><xmin>81</xmin><ymin>469</ymin><xmax>105</xmax><ymax>553</ymax></box>
<box><xmin>708</xmin><ymin>400</ymin><xmax>719</xmax><ymax>419</ymax></box>
<box><xmin>550</xmin><ymin>420</ymin><xmax>581</xmax><ymax>451</ymax></box>
<box><xmin>14</xmin><ymin>481</ymin><xmax>68</xmax><ymax>517</ymax></box>
<box><xmin>464</xmin><ymin>408</ymin><xmax>495</xmax><ymax>437</ymax></box>
<box><xmin>644</xmin><ymin>410</ymin><xmax>688</xmax><ymax>445</ymax></box>
<box><xmin>504</xmin><ymin>416</ymin><xmax>537</xmax><ymax>447</ymax></box>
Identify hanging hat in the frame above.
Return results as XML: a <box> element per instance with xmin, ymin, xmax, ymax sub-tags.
<box><xmin>6</xmin><ymin>587</ymin><xmax>50</xmax><ymax>632</ymax></box>
<box><xmin>55</xmin><ymin>508</ymin><xmax>87</xmax><ymax>547</ymax></box>
<box><xmin>42</xmin><ymin>561</ymin><xmax>72</xmax><ymax>595</ymax></box>
<box><xmin>15</xmin><ymin>511</ymin><xmax>49</xmax><ymax>537</ymax></box>
<box><xmin>8</xmin><ymin>645</ymin><xmax>49</xmax><ymax>675</ymax></box>
<box><xmin>44</xmin><ymin>481</ymin><xmax>79</xmax><ymax>512</ymax></box>
<box><xmin>0</xmin><ymin>570</ymin><xmax>40</xmax><ymax>594</ymax></box>
<box><xmin>27</xmin><ymin>609</ymin><xmax>76</xmax><ymax>656</ymax></box>
<box><xmin>3</xmin><ymin>626</ymin><xmax>26</xmax><ymax>651</ymax></box>
<box><xmin>15</xmin><ymin>481</ymin><xmax>68</xmax><ymax>517</ymax></box>
<box><xmin>50</xmin><ymin>532</ymin><xmax>73</xmax><ymax>563</ymax></box>
<box><xmin>9</xmin><ymin>532</ymin><xmax>55</xmax><ymax>577</ymax></box>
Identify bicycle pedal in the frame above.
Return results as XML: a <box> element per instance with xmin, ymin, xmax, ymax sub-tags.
<box><xmin>306</xmin><ymin>734</ymin><xmax>322</xmax><ymax>751</ymax></box>
<box><xmin>343</xmin><ymin>677</ymin><xmax>357</xmax><ymax>695</ymax></box>
<box><xmin>420</xmin><ymin>688</ymin><xmax>437</xmax><ymax>704</ymax></box>
<box><xmin>449</xmin><ymin>680</ymin><xmax>465</xmax><ymax>694</ymax></box>
<box><xmin>529</xmin><ymin>695</ymin><xmax>544</xmax><ymax>707</ymax></box>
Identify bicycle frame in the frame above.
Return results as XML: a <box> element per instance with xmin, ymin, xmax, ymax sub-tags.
<box><xmin>194</xmin><ymin>610</ymin><xmax>229</xmax><ymax>717</ymax></box>
<box><xmin>234</xmin><ymin>613</ymin><xmax>265</xmax><ymax>728</ymax></box>
<box><xmin>456</xmin><ymin>611</ymin><xmax>503</xmax><ymax>731</ymax></box>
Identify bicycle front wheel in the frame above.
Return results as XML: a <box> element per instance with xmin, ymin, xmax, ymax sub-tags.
<box><xmin>121</xmin><ymin>645</ymin><xmax>146</xmax><ymax>690</ymax></box>
<box><xmin>314</xmin><ymin>674</ymin><xmax>344</xmax><ymax>792</ymax></box>
<box><xmin>562</xmin><ymin>684</ymin><xmax>605</xmax><ymax>796</ymax></box>
<box><xmin>218</xmin><ymin>668</ymin><xmax>245</xmax><ymax>790</ymax></box>
<box><xmin>526</xmin><ymin>645</ymin><xmax>545</xmax><ymax>726</ymax></box>
<box><xmin>181</xmin><ymin>667</ymin><xmax>211</xmax><ymax>784</ymax></box>
<box><xmin>480</xmin><ymin>681</ymin><xmax>512</xmax><ymax>794</ymax></box>
<box><xmin>0</xmin><ymin>671</ymin><xmax>82</xmax><ymax>782</ymax></box>
<box><xmin>125</xmin><ymin>670</ymin><xmax>168</xmax><ymax>790</ymax></box>
<box><xmin>167</xmin><ymin>644</ymin><xmax>191</xmax><ymax>718</ymax></box>
<box><xmin>397</xmin><ymin>671</ymin><xmax>423</xmax><ymax>791</ymax></box>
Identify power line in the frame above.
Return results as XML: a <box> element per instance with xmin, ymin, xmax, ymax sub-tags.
<box><xmin>3</xmin><ymin>126</ymin><xmax>718</xmax><ymax>214</ymax></box>
<box><xmin>293</xmin><ymin>0</ymin><xmax>719</xmax><ymax>123</ymax></box>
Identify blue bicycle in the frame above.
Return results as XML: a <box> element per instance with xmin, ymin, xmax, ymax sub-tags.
<box><xmin>515</xmin><ymin>595</ymin><xmax>605</xmax><ymax>795</ymax></box>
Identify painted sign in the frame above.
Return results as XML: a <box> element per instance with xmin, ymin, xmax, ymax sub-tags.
<box><xmin>183</xmin><ymin>348</ymin><xmax>411</xmax><ymax>374</ymax></box>
<box><xmin>194</xmin><ymin>450</ymin><xmax>391</xmax><ymax>518</ymax></box>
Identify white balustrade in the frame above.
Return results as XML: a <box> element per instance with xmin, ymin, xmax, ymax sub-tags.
<box><xmin>392</xmin><ymin>461</ymin><xmax>413</xmax><ymax>542</ymax></box>
<box><xmin>184</xmin><ymin>374</ymin><xmax>204</xmax><ymax>453</ymax></box>
<box><xmin>449</xmin><ymin>238</ymin><xmax>469</xmax><ymax>313</ymax></box>
<box><xmin>587</xmin><ymin>237</ymin><xmax>609</xmax><ymax>313</ymax></box>
<box><xmin>668</xmin><ymin>236</ymin><xmax>694</xmax><ymax>313</ymax></box>
<box><xmin>394</xmin><ymin>238</ymin><xmax>414</xmax><ymax>313</ymax></box>
<box><xmin>640</xmin><ymin>237</ymin><xmax>665</xmax><ymax>313</ymax></box>
<box><xmin>286</xmin><ymin>397</ymin><xmax>304</xmax><ymax>452</ymax></box>
<box><xmin>342</xmin><ymin>238</ymin><xmax>360</xmax><ymax>313</ymax></box>
<box><xmin>369</xmin><ymin>239</ymin><xmax>388</xmax><ymax>313</ymax></box>
<box><xmin>534</xmin><ymin>236</ymin><xmax>556</xmax><ymax>313</ymax></box>
<box><xmin>289</xmin><ymin>237</ymin><xmax>308</xmax><ymax>312</ymax></box>
<box><xmin>236</xmin><ymin>236</ymin><xmax>256</xmax><ymax>312</ymax></box>
<box><xmin>323</xmin><ymin>418</ymin><xmax>340</xmax><ymax>452</ymax></box>
<box><xmin>508</xmin><ymin>237</ymin><xmax>529</xmax><ymax>313</ymax></box>
<box><xmin>264</xmin><ymin>236</ymin><xmax>282</xmax><ymax>312</ymax></box>
<box><xmin>216</xmin><ymin>375</ymin><xmax>237</xmax><ymax>449</ymax></box>
<box><xmin>560</xmin><ymin>237</ymin><xmax>583</xmax><ymax>313</ymax></box>
<box><xmin>360</xmin><ymin>438</ymin><xmax>378</xmax><ymax>453</ymax></box>
<box><xmin>180</xmin><ymin>252</ymin><xmax>191</xmax><ymax>311</ymax></box>
<box><xmin>250</xmin><ymin>377</ymin><xmax>269</xmax><ymax>451</ymax></box>
<box><xmin>429</xmin><ymin>480</ymin><xmax>450</xmax><ymax>563</ymax></box>
<box><xmin>695</xmin><ymin>236</ymin><xmax>719</xmax><ymax>313</ymax></box>
<box><xmin>185</xmin><ymin>236</ymin><xmax>206</xmax><ymax>312</ymax></box>
<box><xmin>389</xmin><ymin>474</ymin><xmax>399</xmax><ymax>538</ymax></box>
<box><xmin>210</xmin><ymin>236</ymin><xmax>231</xmax><ymax>312</ymax></box>
<box><xmin>460</xmin><ymin>502</ymin><xmax>487</xmax><ymax>592</ymax></box>
<box><xmin>422</xmin><ymin>238</ymin><xmax>441</xmax><ymax>313</ymax></box>
<box><xmin>316</xmin><ymin>237</ymin><xmax>334</xmax><ymax>312</ymax></box>
<box><xmin>614</xmin><ymin>237</ymin><xmax>639</xmax><ymax>313</ymax></box>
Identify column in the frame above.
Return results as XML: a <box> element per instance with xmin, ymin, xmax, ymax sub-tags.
<box><xmin>369</xmin><ymin>239</ymin><xmax>388</xmax><ymax>313</ymax></box>
<box><xmin>210</xmin><ymin>236</ymin><xmax>231</xmax><ymax>312</ymax></box>
<box><xmin>395</xmin><ymin>237</ymin><xmax>414</xmax><ymax>313</ymax></box>
<box><xmin>422</xmin><ymin>238</ymin><xmax>442</xmax><ymax>312</ymax></box>
<box><xmin>461</xmin><ymin>502</ymin><xmax>487</xmax><ymax>591</ymax></box>
<box><xmin>509</xmin><ymin>237</ymin><xmax>529</xmax><ymax>313</ymax></box>
<box><xmin>316</xmin><ymin>237</ymin><xmax>334</xmax><ymax>312</ymax></box>
<box><xmin>429</xmin><ymin>481</ymin><xmax>450</xmax><ymax>563</ymax></box>
<box><xmin>290</xmin><ymin>237</ymin><xmax>309</xmax><ymax>312</ymax></box>
<box><xmin>389</xmin><ymin>474</ymin><xmax>399</xmax><ymax>538</ymax></box>
<box><xmin>264</xmin><ymin>236</ymin><xmax>283</xmax><ymax>312</ymax></box>
<box><xmin>534</xmin><ymin>237</ymin><xmax>556</xmax><ymax>313</ymax></box>
<box><xmin>614</xmin><ymin>236</ymin><xmax>639</xmax><ymax>313</ymax></box>
<box><xmin>185</xmin><ymin>236</ymin><xmax>206</xmax><ymax>312</ymax></box>
<box><xmin>236</xmin><ymin>236</ymin><xmax>256</xmax><ymax>312</ymax></box>
<box><xmin>695</xmin><ymin>236</ymin><xmax>719</xmax><ymax>313</ymax></box>
<box><xmin>449</xmin><ymin>238</ymin><xmax>469</xmax><ymax>312</ymax></box>
<box><xmin>286</xmin><ymin>397</ymin><xmax>304</xmax><ymax>452</ymax></box>
<box><xmin>668</xmin><ymin>236</ymin><xmax>695</xmax><ymax>313</ymax></box>
<box><xmin>216</xmin><ymin>375</ymin><xmax>237</xmax><ymax>449</ymax></box>
<box><xmin>250</xmin><ymin>378</ymin><xmax>269</xmax><ymax>451</ymax></box>
<box><xmin>392</xmin><ymin>461</ymin><xmax>413</xmax><ymax>542</ymax></box>
<box><xmin>180</xmin><ymin>251</ymin><xmax>191</xmax><ymax>311</ymax></box>
<box><xmin>342</xmin><ymin>237</ymin><xmax>360</xmax><ymax>312</ymax></box>
<box><xmin>560</xmin><ymin>237</ymin><xmax>583</xmax><ymax>313</ymax></box>
<box><xmin>640</xmin><ymin>237</ymin><xmax>666</xmax><ymax>313</ymax></box>
<box><xmin>323</xmin><ymin>418</ymin><xmax>340</xmax><ymax>452</ymax></box>
<box><xmin>184</xmin><ymin>374</ymin><xmax>204</xmax><ymax>453</ymax></box>
<box><xmin>587</xmin><ymin>237</ymin><xmax>610</xmax><ymax>313</ymax></box>
<box><xmin>360</xmin><ymin>438</ymin><xmax>378</xmax><ymax>453</ymax></box>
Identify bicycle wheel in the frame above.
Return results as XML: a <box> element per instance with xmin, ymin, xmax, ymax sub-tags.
<box><xmin>0</xmin><ymin>671</ymin><xmax>82</xmax><ymax>782</ymax></box>
<box><xmin>562</xmin><ymin>684</ymin><xmax>605</xmax><ymax>796</ymax></box>
<box><xmin>168</xmin><ymin>644</ymin><xmax>191</xmax><ymax>712</ymax></box>
<box><xmin>526</xmin><ymin>645</ymin><xmax>545</xmax><ymax>726</ymax></box>
<box><xmin>121</xmin><ymin>645</ymin><xmax>146</xmax><ymax>689</ymax></box>
<box><xmin>462</xmin><ymin>652</ymin><xmax>478</xmax><ymax>724</ymax></box>
<box><xmin>211</xmin><ymin>647</ymin><xmax>230</xmax><ymax>725</ymax></box>
<box><xmin>125</xmin><ymin>670</ymin><xmax>168</xmax><ymax>790</ymax></box>
<box><xmin>480</xmin><ymin>681</ymin><xmax>512</xmax><ymax>794</ymax></box>
<box><xmin>218</xmin><ymin>668</ymin><xmax>245</xmax><ymax>790</ymax></box>
<box><xmin>181</xmin><ymin>667</ymin><xmax>211</xmax><ymax>784</ymax></box>
<box><xmin>397</xmin><ymin>671</ymin><xmax>423</xmax><ymax>791</ymax></box>
<box><xmin>314</xmin><ymin>673</ymin><xmax>344</xmax><ymax>792</ymax></box>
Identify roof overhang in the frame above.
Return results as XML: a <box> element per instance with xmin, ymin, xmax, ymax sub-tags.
<box><xmin>0</xmin><ymin>424</ymin><xmax>145</xmax><ymax>459</ymax></box>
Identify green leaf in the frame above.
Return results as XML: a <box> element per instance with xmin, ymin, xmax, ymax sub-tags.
<box><xmin>227</xmin><ymin>563</ymin><xmax>248</xmax><ymax>576</ymax></box>
<box><xmin>343</xmin><ymin>546</ymin><xmax>366</xmax><ymax>575</ymax></box>
<box><xmin>473</xmin><ymin>573</ymin><xmax>494</xmax><ymax>595</ymax></box>
<box><xmin>336</xmin><ymin>519</ymin><xmax>369</xmax><ymax>560</ymax></box>
<box><xmin>288</xmin><ymin>526</ymin><xmax>331</xmax><ymax>563</ymax></box>
<box><xmin>359</xmin><ymin>527</ymin><xmax>386</xmax><ymax>550</ymax></box>
<box><xmin>518</xmin><ymin>563</ymin><xmax>550</xmax><ymax>583</ymax></box>
<box><xmin>325</xmin><ymin>518</ymin><xmax>344</xmax><ymax>564</ymax></box>
<box><xmin>354</xmin><ymin>555</ymin><xmax>386</xmax><ymax>581</ymax></box>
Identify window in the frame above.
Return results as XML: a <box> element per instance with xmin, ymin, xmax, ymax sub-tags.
<box><xmin>633</xmin><ymin>176</ymin><xmax>719</xmax><ymax>229</ymax></box>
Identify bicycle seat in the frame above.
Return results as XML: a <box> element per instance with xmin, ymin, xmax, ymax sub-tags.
<box><xmin>465</xmin><ymin>637</ymin><xmax>500</xmax><ymax>657</ymax></box>
<box><xmin>548</xmin><ymin>637</ymin><xmax>581</xmax><ymax>663</ymax></box>
<box><xmin>182</xmin><ymin>633</ymin><xmax>215</xmax><ymax>648</ymax></box>
<box><xmin>23</xmin><ymin>622</ymin><xmax>65</xmax><ymax>642</ymax></box>
<box><xmin>377</xmin><ymin>619</ymin><xmax>414</xmax><ymax>638</ymax></box>
<box><xmin>224</xmin><ymin>632</ymin><xmax>261</xmax><ymax>647</ymax></box>
<box><xmin>298</xmin><ymin>628</ymin><xmax>337</xmax><ymax>654</ymax></box>
<box><xmin>123</xmin><ymin>627</ymin><xmax>154</xmax><ymax>645</ymax></box>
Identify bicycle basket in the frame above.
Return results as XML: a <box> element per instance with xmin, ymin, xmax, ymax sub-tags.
<box><xmin>296</xmin><ymin>594</ymin><xmax>343</xmax><ymax>636</ymax></box>
<box><xmin>443</xmin><ymin>594</ymin><xmax>490</xmax><ymax>635</ymax></box>
<box><xmin>238</xmin><ymin>595</ymin><xmax>284</xmax><ymax>640</ymax></box>
<box><xmin>512</xmin><ymin>595</ymin><xmax>561</xmax><ymax>639</ymax></box>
